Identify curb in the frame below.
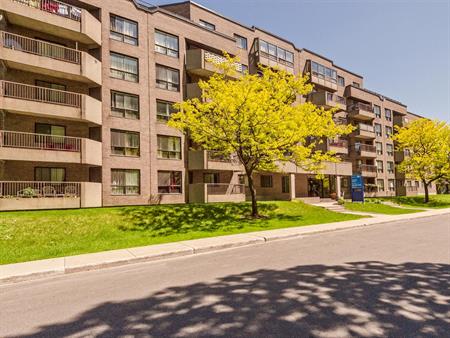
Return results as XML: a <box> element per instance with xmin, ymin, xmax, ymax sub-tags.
<box><xmin>1</xmin><ymin>209</ymin><xmax>449</xmax><ymax>285</ymax></box>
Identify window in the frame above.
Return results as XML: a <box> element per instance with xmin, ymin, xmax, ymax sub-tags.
<box><xmin>376</xmin><ymin>160</ymin><xmax>384</xmax><ymax>173</ymax></box>
<box><xmin>204</xmin><ymin>173</ymin><xmax>219</xmax><ymax>184</ymax></box>
<box><xmin>259</xmin><ymin>40</ymin><xmax>294</xmax><ymax>66</ymax></box>
<box><xmin>156</xmin><ymin>100</ymin><xmax>176</xmax><ymax>122</ymax></box>
<box><xmin>385</xmin><ymin>126</ymin><xmax>393</xmax><ymax>137</ymax></box>
<box><xmin>385</xmin><ymin>108</ymin><xmax>392</xmax><ymax>121</ymax></box>
<box><xmin>310</xmin><ymin>61</ymin><xmax>337</xmax><ymax>82</ymax></box>
<box><xmin>111</xmin><ymin>169</ymin><xmax>140</xmax><ymax>195</ymax></box>
<box><xmin>35</xmin><ymin>123</ymin><xmax>66</xmax><ymax>147</ymax></box>
<box><xmin>374</xmin><ymin>105</ymin><xmax>381</xmax><ymax>118</ymax></box>
<box><xmin>156</xmin><ymin>65</ymin><xmax>179</xmax><ymax>91</ymax></box>
<box><xmin>282</xmin><ymin>176</ymin><xmax>290</xmax><ymax>193</ymax></box>
<box><xmin>157</xmin><ymin>135</ymin><xmax>181</xmax><ymax>159</ymax></box>
<box><xmin>35</xmin><ymin>80</ymin><xmax>67</xmax><ymax>104</ymax></box>
<box><xmin>111</xmin><ymin>91</ymin><xmax>139</xmax><ymax>119</ymax></box>
<box><xmin>110</xmin><ymin>15</ymin><xmax>138</xmax><ymax>45</ymax></box>
<box><xmin>260</xmin><ymin>175</ymin><xmax>273</xmax><ymax>188</ymax></box>
<box><xmin>377</xmin><ymin>179</ymin><xmax>385</xmax><ymax>192</ymax></box>
<box><xmin>376</xmin><ymin>142</ymin><xmax>383</xmax><ymax>155</ymax></box>
<box><xmin>110</xmin><ymin>52</ymin><xmax>138</xmax><ymax>82</ymax></box>
<box><xmin>154</xmin><ymin>30</ymin><xmax>179</xmax><ymax>57</ymax></box>
<box><xmin>111</xmin><ymin>129</ymin><xmax>140</xmax><ymax>156</ymax></box>
<box><xmin>386</xmin><ymin>143</ymin><xmax>394</xmax><ymax>156</ymax></box>
<box><xmin>352</xmin><ymin>82</ymin><xmax>360</xmax><ymax>88</ymax></box>
<box><xmin>35</xmin><ymin>123</ymin><xmax>65</xmax><ymax>136</ymax></box>
<box><xmin>35</xmin><ymin>167</ymin><xmax>65</xmax><ymax>181</ymax></box>
<box><xmin>158</xmin><ymin>171</ymin><xmax>182</xmax><ymax>194</ymax></box>
<box><xmin>387</xmin><ymin>161</ymin><xmax>395</xmax><ymax>174</ymax></box>
<box><xmin>234</xmin><ymin>34</ymin><xmax>247</xmax><ymax>49</ymax></box>
<box><xmin>388</xmin><ymin>179</ymin><xmax>395</xmax><ymax>192</ymax></box>
<box><xmin>199</xmin><ymin>20</ymin><xmax>215</xmax><ymax>31</ymax></box>
<box><xmin>375</xmin><ymin>123</ymin><xmax>382</xmax><ymax>136</ymax></box>
<box><xmin>337</xmin><ymin>76</ymin><xmax>345</xmax><ymax>86</ymax></box>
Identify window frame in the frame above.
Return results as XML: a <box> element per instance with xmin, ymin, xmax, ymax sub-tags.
<box><xmin>155</xmin><ymin>64</ymin><xmax>180</xmax><ymax>92</ymax></box>
<box><xmin>156</xmin><ymin>100</ymin><xmax>177</xmax><ymax>122</ymax></box>
<box><xmin>281</xmin><ymin>176</ymin><xmax>290</xmax><ymax>193</ymax></box>
<box><xmin>199</xmin><ymin>19</ymin><xmax>215</xmax><ymax>31</ymax></box>
<box><xmin>111</xmin><ymin>90</ymin><xmax>140</xmax><ymax>120</ymax></box>
<box><xmin>377</xmin><ymin>179</ymin><xmax>385</xmax><ymax>192</ymax></box>
<box><xmin>374</xmin><ymin>105</ymin><xmax>381</xmax><ymax>118</ymax></box>
<box><xmin>110</xmin><ymin>14</ymin><xmax>138</xmax><ymax>46</ymax></box>
<box><xmin>374</xmin><ymin>123</ymin><xmax>382</xmax><ymax>137</ymax></box>
<box><xmin>34</xmin><ymin>167</ymin><xmax>66</xmax><ymax>182</ymax></box>
<box><xmin>385</xmin><ymin>108</ymin><xmax>392</xmax><ymax>121</ymax></box>
<box><xmin>158</xmin><ymin>171</ymin><xmax>182</xmax><ymax>194</ymax></box>
<box><xmin>110</xmin><ymin>52</ymin><xmax>139</xmax><ymax>82</ymax></box>
<box><xmin>260</xmin><ymin>175</ymin><xmax>273</xmax><ymax>188</ymax></box>
<box><xmin>154</xmin><ymin>29</ymin><xmax>179</xmax><ymax>58</ymax></box>
<box><xmin>375</xmin><ymin>141</ymin><xmax>383</xmax><ymax>155</ymax></box>
<box><xmin>337</xmin><ymin>75</ymin><xmax>345</xmax><ymax>87</ymax></box>
<box><xmin>157</xmin><ymin>135</ymin><xmax>182</xmax><ymax>160</ymax></box>
<box><xmin>376</xmin><ymin>160</ymin><xmax>384</xmax><ymax>173</ymax></box>
<box><xmin>110</xmin><ymin>129</ymin><xmax>140</xmax><ymax>157</ymax></box>
<box><xmin>111</xmin><ymin>169</ymin><xmax>140</xmax><ymax>195</ymax></box>
<box><xmin>234</xmin><ymin>34</ymin><xmax>247</xmax><ymax>50</ymax></box>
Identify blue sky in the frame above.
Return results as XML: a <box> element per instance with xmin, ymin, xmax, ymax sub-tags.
<box><xmin>155</xmin><ymin>0</ymin><xmax>450</xmax><ymax>122</ymax></box>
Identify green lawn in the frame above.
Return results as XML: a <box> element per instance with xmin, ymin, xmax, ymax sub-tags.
<box><xmin>370</xmin><ymin>194</ymin><xmax>450</xmax><ymax>209</ymax></box>
<box><xmin>344</xmin><ymin>202</ymin><xmax>423</xmax><ymax>215</ymax></box>
<box><xmin>0</xmin><ymin>201</ymin><xmax>363</xmax><ymax>265</ymax></box>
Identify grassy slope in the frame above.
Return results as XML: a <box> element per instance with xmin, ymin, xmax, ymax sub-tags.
<box><xmin>344</xmin><ymin>202</ymin><xmax>423</xmax><ymax>215</ymax></box>
<box><xmin>0</xmin><ymin>201</ymin><xmax>363</xmax><ymax>265</ymax></box>
<box><xmin>379</xmin><ymin>194</ymin><xmax>450</xmax><ymax>209</ymax></box>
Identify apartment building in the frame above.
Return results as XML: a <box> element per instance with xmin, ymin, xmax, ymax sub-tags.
<box><xmin>0</xmin><ymin>0</ymin><xmax>436</xmax><ymax>211</ymax></box>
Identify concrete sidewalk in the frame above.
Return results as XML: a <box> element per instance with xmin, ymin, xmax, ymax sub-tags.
<box><xmin>1</xmin><ymin>208</ymin><xmax>449</xmax><ymax>284</ymax></box>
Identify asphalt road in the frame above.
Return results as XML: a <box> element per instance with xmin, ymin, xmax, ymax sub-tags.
<box><xmin>1</xmin><ymin>214</ymin><xmax>449</xmax><ymax>337</ymax></box>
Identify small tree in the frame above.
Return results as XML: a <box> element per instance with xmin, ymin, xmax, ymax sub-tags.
<box><xmin>169</xmin><ymin>57</ymin><xmax>352</xmax><ymax>217</ymax></box>
<box><xmin>393</xmin><ymin>118</ymin><xmax>450</xmax><ymax>203</ymax></box>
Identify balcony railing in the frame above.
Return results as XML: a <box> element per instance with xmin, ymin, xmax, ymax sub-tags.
<box><xmin>329</xmin><ymin>139</ymin><xmax>348</xmax><ymax>148</ymax></box>
<box><xmin>355</xmin><ymin>144</ymin><xmax>376</xmax><ymax>153</ymax></box>
<box><xmin>356</xmin><ymin>123</ymin><xmax>375</xmax><ymax>133</ymax></box>
<box><xmin>204</xmin><ymin>50</ymin><xmax>245</xmax><ymax>73</ymax></box>
<box><xmin>0</xmin><ymin>181</ymin><xmax>81</xmax><ymax>198</ymax></box>
<box><xmin>0</xmin><ymin>130</ymin><xmax>81</xmax><ymax>152</ymax></box>
<box><xmin>0</xmin><ymin>81</ymin><xmax>81</xmax><ymax>107</ymax></box>
<box><xmin>356</xmin><ymin>164</ymin><xmax>377</xmax><ymax>173</ymax></box>
<box><xmin>11</xmin><ymin>0</ymin><xmax>82</xmax><ymax>21</ymax></box>
<box><xmin>206</xmin><ymin>183</ymin><xmax>245</xmax><ymax>195</ymax></box>
<box><xmin>1</xmin><ymin>31</ymin><xmax>81</xmax><ymax>64</ymax></box>
<box><xmin>348</xmin><ymin>102</ymin><xmax>373</xmax><ymax>113</ymax></box>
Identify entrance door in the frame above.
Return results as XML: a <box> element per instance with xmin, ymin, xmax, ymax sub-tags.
<box><xmin>308</xmin><ymin>176</ymin><xmax>334</xmax><ymax>198</ymax></box>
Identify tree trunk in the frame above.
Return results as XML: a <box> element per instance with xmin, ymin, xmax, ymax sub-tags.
<box><xmin>246</xmin><ymin>173</ymin><xmax>259</xmax><ymax>218</ymax></box>
<box><xmin>423</xmin><ymin>180</ymin><xmax>429</xmax><ymax>203</ymax></box>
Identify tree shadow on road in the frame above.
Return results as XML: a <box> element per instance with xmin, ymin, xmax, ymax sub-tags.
<box><xmin>17</xmin><ymin>261</ymin><xmax>450</xmax><ymax>337</ymax></box>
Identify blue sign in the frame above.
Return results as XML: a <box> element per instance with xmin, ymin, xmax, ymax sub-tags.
<box><xmin>351</xmin><ymin>175</ymin><xmax>363</xmax><ymax>189</ymax></box>
<box><xmin>351</xmin><ymin>175</ymin><xmax>364</xmax><ymax>202</ymax></box>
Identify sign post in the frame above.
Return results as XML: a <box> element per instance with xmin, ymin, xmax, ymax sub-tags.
<box><xmin>351</xmin><ymin>175</ymin><xmax>364</xmax><ymax>202</ymax></box>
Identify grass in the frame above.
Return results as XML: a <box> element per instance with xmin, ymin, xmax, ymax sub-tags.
<box><xmin>344</xmin><ymin>201</ymin><xmax>423</xmax><ymax>215</ymax></box>
<box><xmin>373</xmin><ymin>194</ymin><xmax>450</xmax><ymax>209</ymax></box>
<box><xmin>0</xmin><ymin>201</ymin><xmax>363</xmax><ymax>265</ymax></box>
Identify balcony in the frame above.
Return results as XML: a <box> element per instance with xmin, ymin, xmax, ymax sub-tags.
<box><xmin>316</xmin><ymin>139</ymin><xmax>348</xmax><ymax>155</ymax></box>
<box><xmin>186</xmin><ymin>49</ymin><xmax>245</xmax><ymax>79</ymax></box>
<box><xmin>347</xmin><ymin>102</ymin><xmax>374</xmax><ymax>121</ymax></box>
<box><xmin>185</xmin><ymin>83</ymin><xmax>202</xmax><ymax>99</ymax></box>
<box><xmin>355</xmin><ymin>164</ymin><xmax>377</xmax><ymax>177</ymax></box>
<box><xmin>0</xmin><ymin>181</ymin><xmax>102</xmax><ymax>211</ymax></box>
<box><xmin>0</xmin><ymin>81</ymin><xmax>101</xmax><ymax>125</ymax></box>
<box><xmin>0</xmin><ymin>0</ymin><xmax>101</xmax><ymax>45</ymax></box>
<box><xmin>0</xmin><ymin>32</ymin><xmax>102</xmax><ymax>85</ymax></box>
<box><xmin>354</xmin><ymin>143</ymin><xmax>377</xmax><ymax>158</ymax></box>
<box><xmin>308</xmin><ymin>92</ymin><xmax>346</xmax><ymax>110</ymax></box>
<box><xmin>256</xmin><ymin>51</ymin><xmax>294</xmax><ymax>74</ymax></box>
<box><xmin>345</xmin><ymin>85</ymin><xmax>373</xmax><ymax>103</ymax></box>
<box><xmin>188</xmin><ymin>183</ymin><xmax>246</xmax><ymax>203</ymax></box>
<box><xmin>188</xmin><ymin>150</ymin><xmax>244</xmax><ymax>171</ymax></box>
<box><xmin>351</xmin><ymin>123</ymin><xmax>375</xmax><ymax>139</ymax></box>
<box><xmin>0</xmin><ymin>130</ymin><xmax>102</xmax><ymax>166</ymax></box>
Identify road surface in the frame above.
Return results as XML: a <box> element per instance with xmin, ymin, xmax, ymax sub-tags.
<box><xmin>1</xmin><ymin>214</ymin><xmax>449</xmax><ymax>337</ymax></box>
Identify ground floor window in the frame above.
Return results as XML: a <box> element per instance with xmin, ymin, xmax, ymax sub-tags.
<box><xmin>377</xmin><ymin>179</ymin><xmax>385</xmax><ymax>192</ymax></box>
<box><xmin>158</xmin><ymin>171</ymin><xmax>182</xmax><ymax>194</ymax></box>
<box><xmin>35</xmin><ymin>167</ymin><xmax>66</xmax><ymax>181</ymax></box>
<box><xmin>388</xmin><ymin>179</ymin><xmax>395</xmax><ymax>192</ymax></box>
<box><xmin>111</xmin><ymin>169</ymin><xmax>140</xmax><ymax>195</ymax></box>
<box><xmin>203</xmin><ymin>172</ymin><xmax>219</xmax><ymax>184</ymax></box>
<box><xmin>260</xmin><ymin>175</ymin><xmax>273</xmax><ymax>188</ymax></box>
<box><xmin>281</xmin><ymin>176</ymin><xmax>290</xmax><ymax>193</ymax></box>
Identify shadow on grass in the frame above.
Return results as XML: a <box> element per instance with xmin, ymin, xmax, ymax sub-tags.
<box><xmin>18</xmin><ymin>262</ymin><xmax>450</xmax><ymax>337</ymax></box>
<box><xmin>119</xmin><ymin>203</ymin><xmax>301</xmax><ymax>236</ymax></box>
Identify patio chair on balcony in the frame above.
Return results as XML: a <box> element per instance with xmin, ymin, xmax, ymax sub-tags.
<box><xmin>64</xmin><ymin>185</ymin><xmax>78</xmax><ymax>197</ymax></box>
<box><xmin>42</xmin><ymin>185</ymin><xmax>56</xmax><ymax>197</ymax></box>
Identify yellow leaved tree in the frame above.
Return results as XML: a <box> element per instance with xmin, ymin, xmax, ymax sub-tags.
<box><xmin>392</xmin><ymin>118</ymin><xmax>450</xmax><ymax>203</ymax></box>
<box><xmin>169</xmin><ymin>56</ymin><xmax>353</xmax><ymax>217</ymax></box>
